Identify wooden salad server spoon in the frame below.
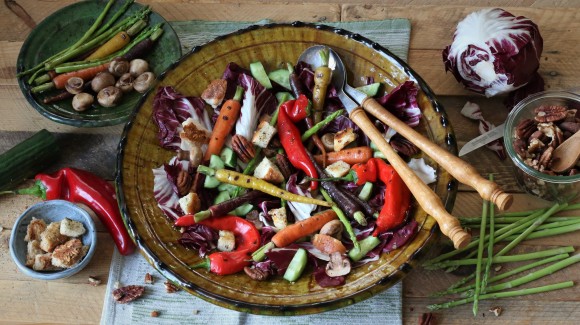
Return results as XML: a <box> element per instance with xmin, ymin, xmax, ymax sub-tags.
<box><xmin>551</xmin><ymin>130</ymin><xmax>580</xmax><ymax>173</ymax></box>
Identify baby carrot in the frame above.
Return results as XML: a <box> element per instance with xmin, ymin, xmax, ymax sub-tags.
<box><xmin>314</xmin><ymin>146</ymin><xmax>373</xmax><ymax>165</ymax></box>
<box><xmin>86</xmin><ymin>31</ymin><xmax>131</xmax><ymax>61</ymax></box>
<box><xmin>204</xmin><ymin>86</ymin><xmax>243</xmax><ymax>161</ymax></box>
<box><xmin>271</xmin><ymin>209</ymin><xmax>338</xmax><ymax>248</ymax></box>
<box><xmin>197</xmin><ymin>166</ymin><xmax>332</xmax><ymax>207</ymax></box>
<box><xmin>32</xmin><ymin>62</ymin><xmax>109</xmax><ymax>93</ymax></box>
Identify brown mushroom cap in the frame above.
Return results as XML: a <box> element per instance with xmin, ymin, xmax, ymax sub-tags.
<box><xmin>129</xmin><ymin>59</ymin><xmax>149</xmax><ymax>77</ymax></box>
<box><xmin>91</xmin><ymin>72</ymin><xmax>116</xmax><ymax>93</ymax></box>
<box><xmin>109</xmin><ymin>59</ymin><xmax>130</xmax><ymax>77</ymax></box>
<box><xmin>116</xmin><ymin>73</ymin><xmax>134</xmax><ymax>93</ymax></box>
<box><xmin>97</xmin><ymin>86</ymin><xmax>123</xmax><ymax>107</ymax></box>
<box><xmin>72</xmin><ymin>93</ymin><xmax>94</xmax><ymax>112</ymax></box>
<box><xmin>133</xmin><ymin>72</ymin><xmax>155</xmax><ymax>93</ymax></box>
<box><xmin>325</xmin><ymin>252</ymin><xmax>351</xmax><ymax>277</ymax></box>
<box><xmin>65</xmin><ymin>77</ymin><xmax>84</xmax><ymax>95</ymax></box>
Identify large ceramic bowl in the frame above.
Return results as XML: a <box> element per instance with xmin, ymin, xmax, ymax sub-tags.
<box><xmin>116</xmin><ymin>22</ymin><xmax>457</xmax><ymax>315</ymax></box>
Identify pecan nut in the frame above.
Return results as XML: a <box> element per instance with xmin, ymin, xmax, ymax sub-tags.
<box><xmin>112</xmin><ymin>285</ymin><xmax>145</xmax><ymax>304</ymax></box>
<box><xmin>538</xmin><ymin>146</ymin><xmax>554</xmax><ymax>171</ymax></box>
<box><xmin>514</xmin><ymin>138</ymin><xmax>527</xmax><ymax>157</ymax></box>
<box><xmin>144</xmin><ymin>272</ymin><xmax>154</xmax><ymax>284</ymax></box>
<box><xmin>164</xmin><ymin>281</ymin><xmax>180</xmax><ymax>293</ymax></box>
<box><xmin>243</xmin><ymin>266</ymin><xmax>270</xmax><ymax>281</ymax></box>
<box><xmin>176</xmin><ymin>170</ymin><xmax>193</xmax><ymax>196</ymax></box>
<box><xmin>534</xmin><ymin>105</ymin><xmax>568</xmax><ymax>123</ymax></box>
<box><xmin>515</xmin><ymin>118</ymin><xmax>537</xmax><ymax>140</ymax></box>
<box><xmin>232</xmin><ymin>135</ymin><xmax>255</xmax><ymax>163</ymax></box>
<box><xmin>558</xmin><ymin>121</ymin><xmax>580</xmax><ymax>134</ymax></box>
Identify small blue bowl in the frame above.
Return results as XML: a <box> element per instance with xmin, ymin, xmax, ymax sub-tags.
<box><xmin>9</xmin><ymin>200</ymin><xmax>97</xmax><ymax>280</ymax></box>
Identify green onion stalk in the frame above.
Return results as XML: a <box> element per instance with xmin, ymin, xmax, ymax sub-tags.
<box><xmin>472</xmin><ymin>195</ymin><xmax>488</xmax><ymax>316</ymax></box>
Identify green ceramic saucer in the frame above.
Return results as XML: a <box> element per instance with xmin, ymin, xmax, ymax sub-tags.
<box><xmin>16</xmin><ymin>0</ymin><xmax>182</xmax><ymax>127</ymax></box>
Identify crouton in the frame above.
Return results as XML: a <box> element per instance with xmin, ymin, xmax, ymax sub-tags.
<box><xmin>201</xmin><ymin>79</ymin><xmax>227</xmax><ymax>108</ymax></box>
<box><xmin>40</xmin><ymin>222</ymin><xmax>69</xmax><ymax>252</ymax></box>
<box><xmin>253</xmin><ymin>157</ymin><xmax>284</xmax><ymax>184</ymax></box>
<box><xmin>24</xmin><ymin>217</ymin><xmax>46</xmax><ymax>242</ymax></box>
<box><xmin>325</xmin><ymin>161</ymin><xmax>351</xmax><ymax>178</ymax></box>
<box><xmin>33</xmin><ymin>253</ymin><xmax>61</xmax><ymax>271</ymax></box>
<box><xmin>180</xmin><ymin>118</ymin><xmax>211</xmax><ymax>145</ymax></box>
<box><xmin>217</xmin><ymin>230</ymin><xmax>236</xmax><ymax>252</ymax></box>
<box><xmin>51</xmin><ymin>238</ymin><xmax>85</xmax><ymax>268</ymax></box>
<box><xmin>269</xmin><ymin>207</ymin><xmax>288</xmax><ymax>230</ymax></box>
<box><xmin>26</xmin><ymin>240</ymin><xmax>44</xmax><ymax>267</ymax></box>
<box><xmin>178</xmin><ymin>192</ymin><xmax>201</xmax><ymax>215</ymax></box>
<box><xmin>334</xmin><ymin>128</ymin><xmax>357</xmax><ymax>152</ymax></box>
<box><xmin>251</xmin><ymin>120</ymin><xmax>278</xmax><ymax>148</ymax></box>
<box><xmin>60</xmin><ymin>218</ymin><xmax>86</xmax><ymax>237</ymax></box>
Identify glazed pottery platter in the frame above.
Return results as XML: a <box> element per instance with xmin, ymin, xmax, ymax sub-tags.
<box><xmin>16</xmin><ymin>0</ymin><xmax>182</xmax><ymax>127</ymax></box>
<box><xmin>117</xmin><ymin>23</ymin><xmax>456</xmax><ymax>315</ymax></box>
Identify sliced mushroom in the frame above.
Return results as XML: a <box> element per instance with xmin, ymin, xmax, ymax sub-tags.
<box><xmin>109</xmin><ymin>59</ymin><xmax>130</xmax><ymax>77</ymax></box>
<box><xmin>325</xmin><ymin>252</ymin><xmax>351</xmax><ymax>277</ymax></box>
<box><xmin>72</xmin><ymin>93</ymin><xmax>94</xmax><ymax>112</ymax></box>
<box><xmin>97</xmin><ymin>86</ymin><xmax>123</xmax><ymax>107</ymax></box>
<box><xmin>91</xmin><ymin>72</ymin><xmax>115</xmax><ymax>93</ymax></box>
<box><xmin>133</xmin><ymin>72</ymin><xmax>155</xmax><ymax>93</ymax></box>
<box><xmin>321</xmin><ymin>133</ymin><xmax>335</xmax><ymax>151</ymax></box>
<box><xmin>319</xmin><ymin>220</ymin><xmax>343</xmax><ymax>240</ymax></box>
<box><xmin>129</xmin><ymin>59</ymin><xmax>149</xmax><ymax>77</ymax></box>
<box><xmin>65</xmin><ymin>77</ymin><xmax>84</xmax><ymax>94</ymax></box>
<box><xmin>116</xmin><ymin>73</ymin><xmax>134</xmax><ymax>93</ymax></box>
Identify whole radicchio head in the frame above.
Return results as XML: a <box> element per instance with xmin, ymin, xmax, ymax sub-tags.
<box><xmin>443</xmin><ymin>8</ymin><xmax>543</xmax><ymax>97</ymax></box>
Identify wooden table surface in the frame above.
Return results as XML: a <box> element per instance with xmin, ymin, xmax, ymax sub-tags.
<box><xmin>1</xmin><ymin>0</ymin><xmax>579</xmax><ymax>324</ymax></box>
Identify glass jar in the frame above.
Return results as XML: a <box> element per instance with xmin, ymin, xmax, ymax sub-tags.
<box><xmin>503</xmin><ymin>90</ymin><xmax>580</xmax><ymax>202</ymax></box>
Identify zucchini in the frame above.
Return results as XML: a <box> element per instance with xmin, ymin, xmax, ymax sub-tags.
<box><xmin>214</xmin><ymin>191</ymin><xmax>231</xmax><ymax>205</ymax></box>
<box><xmin>0</xmin><ymin>129</ymin><xmax>59</xmax><ymax>192</ymax></box>
<box><xmin>268</xmin><ymin>69</ymin><xmax>291</xmax><ymax>90</ymax></box>
<box><xmin>283</xmin><ymin>248</ymin><xmax>308</xmax><ymax>282</ymax></box>
<box><xmin>250</xmin><ymin>61</ymin><xmax>273</xmax><ymax>89</ymax></box>
<box><xmin>348</xmin><ymin>236</ymin><xmax>381</xmax><ymax>261</ymax></box>
<box><xmin>358</xmin><ymin>182</ymin><xmax>374</xmax><ymax>201</ymax></box>
<box><xmin>204</xmin><ymin>154</ymin><xmax>225</xmax><ymax>188</ymax></box>
<box><xmin>276</xmin><ymin>92</ymin><xmax>294</xmax><ymax>104</ymax></box>
<box><xmin>356</xmin><ymin>83</ymin><xmax>381</xmax><ymax>97</ymax></box>
<box><xmin>219</xmin><ymin>146</ymin><xmax>237</xmax><ymax>168</ymax></box>
<box><xmin>231</xmin><ymin>203</ymin><xmax>253</xmax><ymax>216</ymax></box>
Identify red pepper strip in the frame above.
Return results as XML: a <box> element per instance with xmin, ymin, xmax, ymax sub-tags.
<box><xmin>278</xmin><ymin>102</ymin><xmax>318</xmax><ymax>191</ymax></box>
<box><xmin>175</xmin><ymin>214</ymin><xmax>195</xmax><ymax>227</ymax></box>
<box><xmin>34</xmin><ymin>168</ymin><xmax>136</xmax><ymax>255</ymax></box>
<box><xmin>351</xmin><ymin>158</ymin><xmax>378</xmax><ymax>186</ymax></box>
<box><xmin>372</xmin><ymin>159</ymin><xmax>411</xmax><ymax>236</ymax></box>
<box><xmin>192</xmin><ymin>215</ymin><xmax>260</xmax><ymax>275</ymax></box>
<box><xmin>285</xmin><ymin>94</ymin><xmax>311</xmax><ymax>122</ymax></box>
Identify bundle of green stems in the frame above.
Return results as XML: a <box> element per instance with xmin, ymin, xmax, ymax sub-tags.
<box><xmin>424</xmin><ymin>179</ymin><xmax>580</xmax><ymax>314</ymax></box>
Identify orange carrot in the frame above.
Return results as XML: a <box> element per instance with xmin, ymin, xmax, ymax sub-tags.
<box><xmin>312</xmin><ymin>234</ymin><xmax>347</xmax><ymax>254</ymax></box>
<box><xmin>86</xmin><ymin>31</ymin><xmax>131</xmax><ymax>61</ymax></box>
<box><xmin>314</xmin><ymin>146</ymin><xmax>373</xmax><ymax>165</ymax></box>
<box><xmin>52</xmin><ymin>63</ymin><xmax>109</xmax><ymax>89</ymax></box>
<box><xmin>271</xmin><ymin>209</ymin><xmax>337</xmax><ymax>248</ymax></box>
<box><xmin>203</xmin><ymin>86</ymin><xmax>244</xmax><ymax>161</ymax></box>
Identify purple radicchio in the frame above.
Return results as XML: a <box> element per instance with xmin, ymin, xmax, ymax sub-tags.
<box><xmin>504</xmin><ymin>72</ymin><xmax>545</xmax><ymax>111</ymax></box>
<box><xmin>152</xmin><ymin>157</ymin><xmax>188</xmax><ymax>220</ymax></box>
<box><xmin>443</xmin><ymin>8</ymin><xmax>543</xmax><ymax>97</ymax></box>
<box><xmin>376</xmin><ymin>81</ymin><xmax>422</xmax><ymax>128</ymax></box>
<box><xmin>286</xmin><ymin>174</ymin><xmax>316</xmax><ymax>221</ymax></box>
<box><xmin>178</xmin><ymin>224</ymin><xmax>219</xmax><ymax>257</ymax></box>
<box><xmin>461</xmin><ymin>101</ymin><xmax>507</xmax><ymax>160</ymax></box>
<box><xmin>234</xmin><ymin>73</ymin><xmax>277</xmax><ymax>140</ymax></box>
<box><xmin>152</xmin><ymin>86</ymin><xmax>212</xmax><ymax>150</ymax></box>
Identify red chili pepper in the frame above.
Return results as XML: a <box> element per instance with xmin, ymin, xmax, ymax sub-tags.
<box><xmin>373</xmin><ymin>159</ymin><xmax>411</xmax><ymax>236</ymax></box>
<box><xmin>191</xmin><ymin>215</ymin><xmax>260</xmax><ymax>275</ymax></box>
<box><xmin>30</xmin><ymin>168</ymin><xmax>136</xmax><ymax>255</ymax></box>
<box><xmin>284</xmin><ymin>94</ymin><xmax>311</xmax><ymax>122</ymax></box>
<box><xmin>278</xmin><ymin>102</ymin><xmax>318</xmax><ymax>191</ymax></box>
<box><xmin>350</xmin><ymin>158</ymin><xmax>378</xmax><ymax>185</ymax></box>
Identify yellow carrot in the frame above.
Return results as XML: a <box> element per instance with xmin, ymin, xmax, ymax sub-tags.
<box><xmin>86</xmin><ymin>31</ymin><xmax>131</xmax><ymax>61</ymax></box>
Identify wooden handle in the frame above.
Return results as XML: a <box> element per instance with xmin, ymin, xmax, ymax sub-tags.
<box><xmin>362</xmin><ymin>97</ymin><xmax>513</xmax><ymax>211</ymax></box>
<box><xmin>350</xmin><ymin>107</ymin><xmax>471</xmax><ymax>249</ymax></box>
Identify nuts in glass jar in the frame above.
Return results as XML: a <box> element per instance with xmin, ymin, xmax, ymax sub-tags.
<box><xmin>513</xmin><ymin>104</ymin><xmax>579</xmax><ymax>176</ymax></box>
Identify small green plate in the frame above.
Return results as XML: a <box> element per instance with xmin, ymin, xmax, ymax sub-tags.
<box><xmin>16</xmin><ymin>0</ymin><xmax>182</xmax><ymax>127</ymax></box>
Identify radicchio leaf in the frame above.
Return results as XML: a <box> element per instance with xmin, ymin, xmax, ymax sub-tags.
<box><xmin>443</xmin><ymin>8</ymin><xmax>543</xmax><ymax>97</ymax></box>
<box><xmin>152</xmin><ymin>159</ymin><xmax>184</xmax><ymax>220</ymax></box>
<box><xmin>286</xmin><ymin>174</ymin><xmax>316</xmax><ymax>221</ymax></box>
<box><xmin>152</xmin><ymin>86</ymin><xmax>211</xmax><ymax>150</ymax></box>
<box><xmin>383</xmin><ymin>219</ymin><xmax>419</xmax><ymax>253</ymax></box>
<box><xmin>376</xmin><ymin>81</ymin><xmax>422</xmax><ymax>128</ymax></box>
<box><xmin>178</xmin><ymin>224</ymin><xmax>219</xmax><ymax>257</ymax></box>
<box><xmin>461</xmin><ymin>101</ymin><xmax>507</xmax><ymax>159</ymax></box>
<box><xmin>314</xmin><ymin>265</ymin><xmax>346</xmax><ymax>287</ymax></box>
<box><xmin>504</xmin><ymin>72</ymin><xmax>545</xmax><ymax>111</ymax></box>
<box><xmin>407</xmin><ymin>158</ymin><xmax>437</xmax><ymax>185</ymax></box>
<box><xmin>234</xmin><ymin>73</ymin><xmax>277</xmax><ymax>139</ymax></box>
